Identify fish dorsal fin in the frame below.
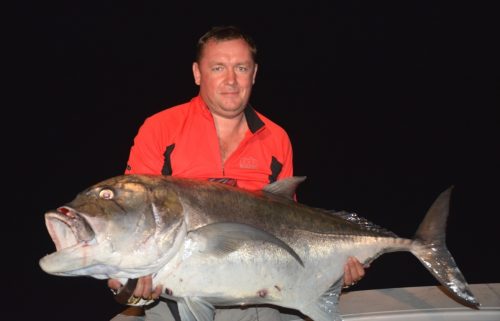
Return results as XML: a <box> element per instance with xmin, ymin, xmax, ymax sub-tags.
<box><xmin>331</xmin><ymin>210</ymin><xmax>398</xmax><ymax>237</ymax></box>
<box><xmin>262</xmin><ymin>176</ymin><xmax>307</xmax><ymax>200</ymax></box>
<box><xmin>301</xmin><ymin>277</ymin><xmax>344</xmax><ymax>321</ymax></box>
<box><xmin>177</xmin><ymin>297</ymin><xmax>215</xmax><ymax>321</ymax></box>
<box><xmin>191</xmin><ymin>222</ymin><xmax>304</xmax><ymax>267</ymax></box>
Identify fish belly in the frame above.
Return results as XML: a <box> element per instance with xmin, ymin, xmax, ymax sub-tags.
<box><xmin>154</xmin><ymin>232</ymin><xmax>395</xmax><ymax>310</ymax></box>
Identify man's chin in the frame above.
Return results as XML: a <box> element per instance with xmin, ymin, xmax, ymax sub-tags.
<box><xmin>212</xmin><ymin>102</ymin><xmax>247</xmax><ymax>118</ymax></box>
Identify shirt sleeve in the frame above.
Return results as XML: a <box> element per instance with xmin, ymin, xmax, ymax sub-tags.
<box><xmin>277</xmin><ymin>133</ymin><xmax>294</xmax><ymax>180</ymax></box>
<box><xmin>125</xmin><ymin>117</ymin><xmax>165</xmax><ymax>175</ymax></box>
<box><xmin>276</xmin><ymin>131</ymin><xmax>297</xmax><ymax>201</ymax></box>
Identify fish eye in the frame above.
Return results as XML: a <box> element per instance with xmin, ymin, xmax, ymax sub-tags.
<box><xmin>99</xmin><ymin>188</ymin><xmax>114</xmax><ymax>200</ymax></box>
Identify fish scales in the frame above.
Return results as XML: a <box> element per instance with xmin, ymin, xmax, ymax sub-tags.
<box><xmin>174</xmin><ymin>178</ymin><xmax>383</xmax><ymax>238</ymax></box>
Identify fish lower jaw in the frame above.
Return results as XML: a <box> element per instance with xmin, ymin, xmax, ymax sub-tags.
<box><xmin>39</xmin><ymin>255</ymin><xmax>121</xmax><ymax>279</ymax></box>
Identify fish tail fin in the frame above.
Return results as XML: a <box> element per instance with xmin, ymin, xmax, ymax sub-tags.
<box><xmin>411</xmin><ymin>186</ymin><xmax>479</xmax><ymax>308</ymax></box>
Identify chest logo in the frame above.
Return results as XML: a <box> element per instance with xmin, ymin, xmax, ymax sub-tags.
<box><xmin>239</xmin><ymin>157</ymin><xmax>258</xmax><ymax>169</ymax></box>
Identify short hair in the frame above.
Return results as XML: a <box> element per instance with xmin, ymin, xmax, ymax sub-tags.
<box><xmin>196</xmin><ymin>26</ymin><xmax>257</xmax><ymax>63</ymax></box>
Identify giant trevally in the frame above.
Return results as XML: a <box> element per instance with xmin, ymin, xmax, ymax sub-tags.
<box><xmin>39</xmin><ymin>174</ymin><xmax>479</xmax><ymax>321</ymax></box>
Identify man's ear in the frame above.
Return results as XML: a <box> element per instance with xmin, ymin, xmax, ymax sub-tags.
<box><xmin>192</xmin><ymin>62</ymin><xmax>201</xmax><ymax>85</ymax></box>
<box><xmin>252</xmin><ymin>64</ymin><xmax>258</xmax><ymax>84</ymax></box>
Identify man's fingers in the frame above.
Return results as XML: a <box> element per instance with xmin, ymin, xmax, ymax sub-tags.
<box><xmin>343</xmin><ymin>257</ymin><xmax>367</xmax><ymax>288</ymax></box>
<box><xmin>152</xmin><ymin>284</ymin><xmax>163</xmax><ymax>300</ymax></box>
<box><xmin>108</xmin><ymin>279</ymin><xmax>122</xmax><ymax>291</ymax></box>
<box><xmin>133</xmin><ymin>276</ymin><xmax>145</xmax><ymax>297</ymax></box>
<box><xmin>132</xmin><ymin>275</ymin><xmax>157</xmax><ymax>299</ymax></box>
<box><xmin>141</xmin><ymin>275</ymin><xmax>153</xmax><ymax>299</ymax></box>
<box><xmin>343</xmin><ymin>262</ymin><xmax>354</xmax><ymax>286</ymax></box>
<box><xmin>353</xmin><ymin>257</ymin><xmax>365</xmax><ymax>280</ymax></box>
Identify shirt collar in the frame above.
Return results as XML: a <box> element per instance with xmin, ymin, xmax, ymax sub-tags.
<box><xmin>244</xmin><ymin>104</ymin><xmax>265</xmax><ymax>133</ymax></box>
<box><xmin>195</xmin><ymin>95</ymin><xmax>265</xmax><ymax>134</ymax></box>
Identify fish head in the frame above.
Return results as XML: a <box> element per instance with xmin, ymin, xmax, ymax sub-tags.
<box><xmin>39</xmin><ymin>175</ymin><xmax>186</xmax><ymax>280</ymax></box>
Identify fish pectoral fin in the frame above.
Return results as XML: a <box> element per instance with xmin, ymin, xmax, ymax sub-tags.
<box><xmin>301</xmin><ymin>278</ymin><xmax>344</xmax><ymax>321</ymax></box>
<box><xmin>192</xmin><ymin>222</ymin><xmax>304</xmax><ymax>267</ymax></box>
<box><xmin>177</xmin><ymin>297</ymin><xmax>215</xmax><ymax>321</ymax></box>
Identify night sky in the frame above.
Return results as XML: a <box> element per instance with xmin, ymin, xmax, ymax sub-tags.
<box><xmin>14</xmin><ymin>2</ymin><xmax>498</xmax><ymax>320</ymax></box>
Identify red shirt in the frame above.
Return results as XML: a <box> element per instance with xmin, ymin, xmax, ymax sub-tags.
<box><xmin>125</xmin><ymin>96</ymin><xmax>293</xmax><ymax>191</ymax></box>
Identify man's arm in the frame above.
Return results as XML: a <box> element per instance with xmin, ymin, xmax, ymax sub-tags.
<box><xmin>125</xmin><ymin>117</ymin><xmax>166</xmax><ymax>175</ymax></box>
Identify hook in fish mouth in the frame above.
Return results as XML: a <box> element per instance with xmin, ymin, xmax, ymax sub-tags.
<box><xmin>44</xmin><ymin>206</ymin><xmax>95</xmax><ymax>251</ymax></box>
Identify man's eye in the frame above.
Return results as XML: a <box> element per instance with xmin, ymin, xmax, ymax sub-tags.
<box><xmin>212</xmin><ymin>66</ymin><xmax>223</xmax><ymax>72</ymax></box>
<box><xmin>238</xmin><ymin>66</ymin><xmax>248</xmax><ymax>72</ymax></box>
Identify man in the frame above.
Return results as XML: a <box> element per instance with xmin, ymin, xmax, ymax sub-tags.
<box><xmin>110</xmin><ymin>25</ymin><xmax>365</xmax><ymax>321</ymax></box>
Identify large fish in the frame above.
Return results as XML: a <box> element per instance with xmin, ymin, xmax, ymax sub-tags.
<box><xmin>39</xmin><ymin>175</ymin><xmax>479</xmax><ymax>321</ymax></box>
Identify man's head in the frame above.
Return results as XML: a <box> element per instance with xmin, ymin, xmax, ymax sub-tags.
<box><xmin>195</xmin><ymin>26</ymin><xmax>257</xmax><ymax>63</ymax></box>
<box><xmin>193</xmin><ymin>26</ymin><xmax>258</xmax><ymax>119</ymax></box>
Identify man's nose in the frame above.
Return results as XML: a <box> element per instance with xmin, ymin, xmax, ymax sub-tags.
<box><xmin>225</xmin><ymin>70</ymin><xmax>236</xmax><ymax>84</ymax></box>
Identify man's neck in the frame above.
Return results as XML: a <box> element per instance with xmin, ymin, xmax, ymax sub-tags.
<box><xmin>212</xmin><ymin>112</ymin><xmax>249</xmax><ymax>164</ymax></box>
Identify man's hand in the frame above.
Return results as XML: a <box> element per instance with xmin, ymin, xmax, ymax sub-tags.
<box><xmin>108</xmin><ymin>275</ymin><xmax>163</xmax><ymax>300</ymax></box>
<box><xmin>343</xmin><ymin>257</ymin><xmax>366</xmax><ymax>288</ymax></box>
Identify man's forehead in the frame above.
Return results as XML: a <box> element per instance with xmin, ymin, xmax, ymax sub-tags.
<box><xmin>200</xmin><ymin>39</ymin><xmax>254</xmax><ymax>62</ymax></box>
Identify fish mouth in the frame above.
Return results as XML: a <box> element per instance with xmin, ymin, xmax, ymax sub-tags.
<box><xmin>44</xmin><ymin>206</ymin><xmax>96</xmax><ymax>252</ymax></box>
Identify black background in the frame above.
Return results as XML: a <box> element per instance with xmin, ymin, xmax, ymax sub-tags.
<box><xmin>13</xmin><ymin>1</ymin><xmax>499</xmax><ymax>320</ymax></box>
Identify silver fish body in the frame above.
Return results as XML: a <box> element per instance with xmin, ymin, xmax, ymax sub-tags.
<box><xmin>39</xmin><ymin>174</ymin><xmax>479</xmax><ymax>321</ymax></box>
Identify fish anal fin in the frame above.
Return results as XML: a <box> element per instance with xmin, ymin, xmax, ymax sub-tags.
<box><xmin>301</xmin><ymin>278</ymin><xmax>344</xmax><ymax>321</ymax></box>
<box><xmin>177</xmin><ymin>297</ymin><xmax>215</xmax><ymax>321</ymax></box>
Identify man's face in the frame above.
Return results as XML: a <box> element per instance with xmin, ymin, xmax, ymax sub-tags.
<box><xmin>193</xmin><ymin>38</ymin><xmax>258</xmax><ymax>119</ymax></box>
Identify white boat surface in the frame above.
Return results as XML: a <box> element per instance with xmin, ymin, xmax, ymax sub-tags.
<box><xmin>339</xmin><ymin>283</ymin><xmax>500</xmax><ymax>321</ymax></box>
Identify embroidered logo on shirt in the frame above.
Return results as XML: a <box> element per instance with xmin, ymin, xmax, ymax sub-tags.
<box><xmin>239</xmin><ymin>157</ymin><xmax>258</xmax><ymax>169</ymax></box>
